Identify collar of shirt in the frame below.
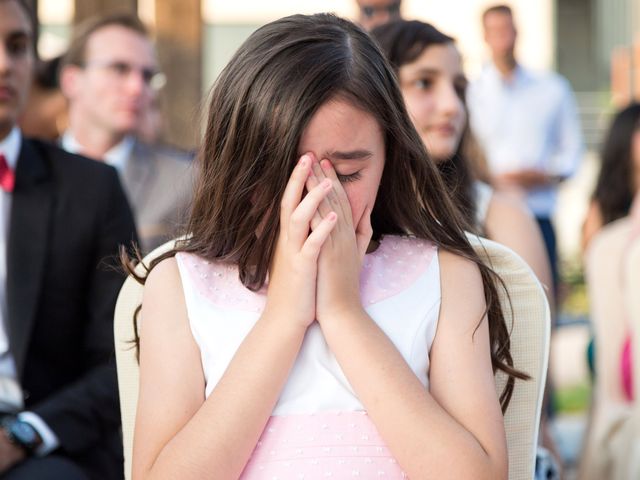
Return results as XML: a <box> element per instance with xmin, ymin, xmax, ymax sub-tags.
<box><xmin>60</xmin><ymin>132</ymin><xmax>134</xmax><ymax>173</ymax></box>
<box><xmin>485</xmin><ymin>62</ymin><xmax>530</xmax><ymax>89</ymax></box>
<box><xmin>0</xmin><ymin>127</ymin><xmax>22</xmax><ymax>171</ymax></box>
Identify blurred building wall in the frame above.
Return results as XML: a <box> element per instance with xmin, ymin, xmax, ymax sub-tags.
<box><xmin>203</xmin><ymin>0</ymin><xmax>554</xmax><ymax>85</ymax></box>
<box><xmin>35</xmin><ymin>0</ymin><xmax>640</xmax><ymax>150</ymax></box>
<box><xmin>202</xmin><ymin>1</ymin><xmax>355</xmax><ymax>92</ymax></box>
<box><xmin>74</xmin><ymin>0</ymin><xmax>136</xmax><ymax>23</ymax></box>
<box><xmin>556</xmin><ymin>0</ymin><xmax>640</xmax><ymax>150</ymax></box>
<box><xmin>155</xmin><ymin>1</ymin><xmax>202</xmax><ymax>149</ymax></box>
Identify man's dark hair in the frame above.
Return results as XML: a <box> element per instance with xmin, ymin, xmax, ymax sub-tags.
<box><xmin>61</xmin><ymin>13</ymin><xmax>149</xmax><ymax>68</ymax></box>
<box><xmin>482</xmin><ymin>4</ymin><xmax>513</xmax><ymax>23</ymax></box>
<box><xmin>3</xmin><ymin>0</ymin><xmax>35</xmax><ymax>23</ymax></box>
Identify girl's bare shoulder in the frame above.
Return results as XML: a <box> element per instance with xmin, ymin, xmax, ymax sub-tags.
<box><xmin>437</xmin><ymin>249</ymin><xmax>485</xmax><ymax>331</ymax></box>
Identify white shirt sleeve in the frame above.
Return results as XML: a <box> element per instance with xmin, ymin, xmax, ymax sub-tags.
<box><xmin>18</xmin><ymin>411</ymin><xmax>60</xmax><ymax>456</ymax></box>
<box><xmin>548</xmin><ymin>79</ymin><xmax>583</xmax><ymax>179</ymax></box>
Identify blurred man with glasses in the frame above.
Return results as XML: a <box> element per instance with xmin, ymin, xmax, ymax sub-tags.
<box><xmin>60</xmin><ymin>14</ymin><xmax>193</xmax><ymax>253</ymax></box>
<box><xmin>355</xmin><ymin>0</ymin><xmax>402</xmax><ymax>31</ymax></box>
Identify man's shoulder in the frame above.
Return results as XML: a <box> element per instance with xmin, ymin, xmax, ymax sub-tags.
<box><xmin>132</xmin><ymin>141</ymin><xmax>193</xmax><ymax>169</ymax></box>
<box><xmin>25</xmin><ymin>138</ymin><xmax>119</xmax><ymax>179</ymax></box>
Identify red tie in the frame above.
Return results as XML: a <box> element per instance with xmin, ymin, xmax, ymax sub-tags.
<box><xmin>0</xmin><ymin>153</ymin><xmax>15</xmax><ymax>193</ymax></box>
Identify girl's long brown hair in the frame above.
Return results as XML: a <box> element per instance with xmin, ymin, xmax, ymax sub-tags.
<box><xmin>125</xmin><ymin>13</ymin><xmax>528</xmax><ymax>412</ymax></box>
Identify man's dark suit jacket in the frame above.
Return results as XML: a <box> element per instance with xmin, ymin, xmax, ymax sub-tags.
<box><xmin>6</xmin><ymin>138</ymin><xmax>137</xmax><ymax>479</ymax></box>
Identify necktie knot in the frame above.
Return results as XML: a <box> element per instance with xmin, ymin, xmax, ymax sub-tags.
<box><xmin>0</xmin><ymin>153</ymin><xmax>15</xmax><ymax>193</ymax></box>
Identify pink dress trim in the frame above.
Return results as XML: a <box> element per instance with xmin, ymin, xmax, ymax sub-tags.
<box><xmin>177</xmin><ymin>236</ymin><xmax>436</xmax><ymax>311</ymax></box>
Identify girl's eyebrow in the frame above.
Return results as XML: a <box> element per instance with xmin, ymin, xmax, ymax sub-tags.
<box><xmin>324</xmin><ymin>150</ymin><xmax>373</xmax><ymax>161</ymax></box>
<box><xmin>406</xmin><ymin>67</ymin><xmax>440</xmax><ymax>75</ymax></box>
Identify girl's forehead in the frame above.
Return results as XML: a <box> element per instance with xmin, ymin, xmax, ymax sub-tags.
<box><xmin>404</xmin><ymin>43</ymin><xmax>461</xmax><ymax>68</ymax></box>
<box><xmin>299</xmin><ymin>100</ymin><xmax>384</xmax><ymax>153</ymax></box>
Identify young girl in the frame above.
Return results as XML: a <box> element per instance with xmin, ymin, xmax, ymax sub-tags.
<box><xmin>371</xmin><ymin>20</ymin><xmax>553</xmax><ymax>304</ymax></box>
<box><xmin>371</xmin><ymin>21</ymin><xmax>559</xmax><ymax>478</ymax></box>
<box><xmin>132</xmin><ymin>14</ymin><xmax>524</xmax><ymax>480</ymax></box>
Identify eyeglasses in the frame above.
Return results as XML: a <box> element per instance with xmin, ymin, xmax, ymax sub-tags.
<box><xmin>360</xmin><ymin>1</ymin><xmax>401</xmax><ymax>18</ymax></box>
<box><xmin>81</xmin><ymin>60</ymin><xmax>167</xmax><ymax>90</ymax></box>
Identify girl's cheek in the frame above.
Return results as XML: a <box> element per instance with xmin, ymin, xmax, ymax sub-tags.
<box><xmin>343</xmin><ymin>189</ymin><xmax>362</xmax><ymax>222</ymax></box>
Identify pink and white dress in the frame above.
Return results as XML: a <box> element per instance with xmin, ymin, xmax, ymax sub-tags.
<box><xmin>175</xmin><ymin>235</ymin><xmax>441</xmax><ymax>479</ymax></box>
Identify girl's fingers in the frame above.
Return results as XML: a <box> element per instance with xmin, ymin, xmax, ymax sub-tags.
<box><xmin>280</xmin><ymin>154</ymin><xmax>313</xmax><ymax>226</ymax></box>
<box><xmin>309</xmin><ymin>159</ymin><xmax>334</xmax><ymax>218</ymax></box>
<box><xmin>301</xmin><ymin>211</ymin><xmax>337</xmax><ymax>259</ymax></box>
<box><xmin>305</xmin><ymin>168</ymin><xmax>326</xmax><ymax>230</ymax></box>
<box><xmin>310</xmin><ymin>212</ymin><xmax>323</xmax><ymax>231</ymax></box>
<box><xmin>288</xmin><ymin>178</ymin><xmax>333</xmax><ymax>245</ymax></box>
<box><xmin>355</xmin><ymin>205</ymin><xmax>374</xmax><ymax>260</ymax></box>
<box><xmin>320</xmin><ymin>159</ymin><xmax>353</xmax><ymax>223</ymax></box>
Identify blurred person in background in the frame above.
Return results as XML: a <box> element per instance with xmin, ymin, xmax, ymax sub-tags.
<box><xmin>467</xmin><ymin>4</ymin><xmax>583</xmax><ymax>298</ymax></box>
<box><xmin>579</xmin><ymin>104</ymin><xmax>640</xmax><ymax>480</ymax></box>
<box><xmin>19</xmin><ymin>57</ymin><xmax>68</xmax><ymax>141</ymax></box>
<box><xmin>18</xmin><ymin>56</ymin><xmax>68</xmax><ymax>141</ymax></box>
<box><xmin>581</xmin><ymin>102</ymin><xmax>640</xmax><ymax>435</ymax></box>
<box><xmin>355</xmin><ymin>0</ymin><xmax>402</xmax><ymax>31</ymax></box>
<box><xmin>59</xmin><ymin>13</ymin><xmax>193</xmax><ymax>253</ymax></box>
<box><xmin>0</xmin><ymin>0</ymin><xmax>137</xmax><ymax>478</ymax></box>
<box><xmin>372</xmin><ymin>19</ymin><xmax>560</xmax><ymax>479</ymax></box>
<box><xmin>582</xmin><ymin>103</ymin><xmax>640</xmax><ymax>251</ymax></box>
<box><xmin>371</xmin><ymin>19</ymin><xmax>552</xmax><ymax>306</ymax></box>
<box><xmin>136</xmin><ymin>92</ymin><xmax>164</xmax><ymax>145</ymax></box>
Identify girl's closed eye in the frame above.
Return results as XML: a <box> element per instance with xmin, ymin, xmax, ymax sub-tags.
<box><xmin>336</xmin><ymin>171</ymin><xmax>362</xmax><ymax>183</ymax></box>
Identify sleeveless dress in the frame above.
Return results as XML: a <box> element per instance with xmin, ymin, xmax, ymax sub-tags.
<box><xmin>175</xmin><ymin>235</ymin><xmax>441</xmax><ymax>479</ymax></box>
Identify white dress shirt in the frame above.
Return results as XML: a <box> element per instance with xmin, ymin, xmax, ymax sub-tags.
<box><xmin>60</xmin><ymin>132</ymin><xmax>134</xmax><ymax>172</ymax></box>
<box><xmin>467</xmin><ymin>63</ymin><xmax>584</xmax><ymax>218</ymax></box>
<box><xmin>0</xmin><ymin>127</ymin><xmax>20</xmax><ymax>373</ymax></box>
<box><xmin>0</xmin><ymin>127</ymin><xmax>59</xmax><ymax>455</ymax></box>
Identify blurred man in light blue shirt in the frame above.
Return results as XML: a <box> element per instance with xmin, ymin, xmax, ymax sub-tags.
<box><xmin>467</xmin><ymin>4</ymin><xmax>583</xmax><ymax>292</ymax></box>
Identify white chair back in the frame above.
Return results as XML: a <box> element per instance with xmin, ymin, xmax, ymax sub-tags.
<box><xmin>468</xmin><ymin>235</ymin><xmax>550</xmax><ymax>480</ymax></box>
<box><xmin>114</xmin><ymin>240</ymin><xmax>177</xmax><ymax>480</ymax></box>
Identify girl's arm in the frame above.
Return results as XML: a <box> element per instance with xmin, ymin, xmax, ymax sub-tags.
<box><xmin>320</xmin><ymin>252</ymin><xmax>508</xmax><ymax>480</ymax></box>
<box><xmin>484</xmin><ymin>191</ymin><xmax>554</xmax><ymax>310</ymax></box>
<box><xmin>132</xmin><ymin>258</ymin><xmax>308</xmax><ymax>480</ymax></box>
<box><xmin>133</xmin><ymin>154</ymin><xmax>338</xmax><ymax>480</ymax></box>
<box><xmin>310</xmin><ymin>159</ymin><xmax>507</xmax><ymax>480</ymax></box>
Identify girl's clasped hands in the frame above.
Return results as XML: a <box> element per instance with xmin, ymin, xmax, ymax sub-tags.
<box><xmin>266</xmin><ymin>152</ymin><xmax>373</xmax><ymax>330</ymax></box>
